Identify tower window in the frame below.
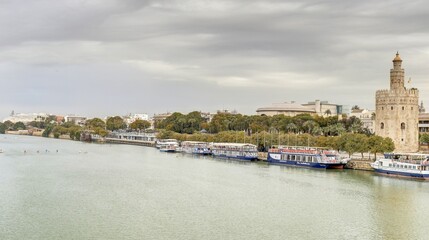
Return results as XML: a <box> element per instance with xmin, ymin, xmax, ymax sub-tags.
<box><xmin>401</xmin><ymin>122</ymin><xmax>406</xmax><ymax>130</ymax></box>
<box><xmin>382</xmin><ymin>107</ymin><xmax>384</xmax><ymax>110</ymax></box>
<box><xmin>411</xmin><ymin>107</ymin><xmax>414</xmax><ymax>110</ymax></box>
<box><xmin>381</xmin><ymin>122</ymin><xmax>384</xmax><ymax>129</ymax></box>
<box><xmin>391</xmin><ymin>106</ymin><xmax>394</xmax><ymax>110</ymax></box>
<box><xmin>402</xmin><ymin>106</ymin><xmax>404</xmax><ymax>110</ymax></box>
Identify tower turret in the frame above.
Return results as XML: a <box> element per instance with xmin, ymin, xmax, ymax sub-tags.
<box><xmin>390</xmin><ymin>52</ymin><xmax>405</xmax><ymax>91</ymax></box>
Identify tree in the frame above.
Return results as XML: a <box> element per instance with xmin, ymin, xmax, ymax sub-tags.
<box><xmin>13</xmin><ymin>122</ymin><xmax>26</xmax><ymax>131</ymax></box>
<box><xmin>351</xmin><ymin>105</ymin><xmax>360</xmax><ymax>110</ymax></box>
<box><xmin>324</xmin><ymin>109</ymin><xmax>332</xmax><ymax>116</ymax></box>
<box><xmin>420</xmin><ymin>133</ymin><xmax>429</xmax><ymax>146</ymax></box>
<box><xmin>0</xmin><ymin>123</ymin><xmax>6</xmax><ymax>134</ymax></box>
<box><xmin>86</xmin><ymin>118</ymin><xmax>106</xmax><ymax>129</ymax></box>
<box><xmin>130</xmin><ymin>120</ymin><xmax>151</xmax><ymax>131</ymax></box>
<box><xmin>3</xmin><ymin>120</ymin><xmax>14</xmax><ymax>130</ymax></box>
<box><xmin>106</xmin><ymin>116</ymin><xmax>126</xmax><ymax>131</ymax></box>
<box><xmin>368</xmin><ymin>136</ymin><xmax>395</xmax><ymax>160</ymax></box>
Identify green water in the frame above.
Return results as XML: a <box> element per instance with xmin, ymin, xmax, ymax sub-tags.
<box><xmin>0</xmin><ymin>135</ymin><xmax>428</xmax><ymax>240</ymax></box>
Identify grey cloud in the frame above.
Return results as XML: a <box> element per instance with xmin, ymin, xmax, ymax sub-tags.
<box><xmin>1</xmin><ymin>0</ymin><xmax>429</xmax><ymax>119</ymax></box>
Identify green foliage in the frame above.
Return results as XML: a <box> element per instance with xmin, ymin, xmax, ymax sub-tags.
<box><xmin>42</xmin><ymin>124</ymin><xmax>54</xmax><ymax>137</ymax></box>
<box><xmin>130</xmin><ymin>120</ymin><xmax>151</xmax><ymax>131</ymax></box>
<box><xmin>106</xmin><ymin>116</ymin><xmax>126</xmax><ymax>131</ymax></box>
<box><xmin>338</xmin><ymin>133</ymin><xmax>368</xmax><ymax>158</ymax></box>
<box><xmin>86</xmin><ymin>118</ymin><xmax>106</xmax><ymax>129</ymax></box>
<box><xmin>156</xmin><ymin>112</ymin><xmax>367</xmax><ymax>137</ymax></box>
<box><xmin>368</xmin><ymin>135</ymin><xmax>395</xmax><ymax>159</ymax></box>
<box><xmin>419</xmin><ymin>134</ymin><xmax>429</xmax><ymax>145</ymax></box>
<box><xmin>3</xmin><ymin>120</ymin><xmax>14</xmax><ymax>130</ymax></box>
<box><xmin>0</xmin><ymin>123</ymin><xmax>5</xmax><ymax>134</ymax></box>
<box><xmin>157</xmin><ymin>111</ymin><xmax>205</xmax><ymax>134</ymax></box>
<box><xmin>13</xmin><ymin>122</ymin><xmax>26</xmax><ymax>131</ymax></box>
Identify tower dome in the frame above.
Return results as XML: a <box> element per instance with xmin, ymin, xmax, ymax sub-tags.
<box><xmin>393</xmin><ymin>52</ymin><xmax>402</xmax><ymax>62</ymax></box>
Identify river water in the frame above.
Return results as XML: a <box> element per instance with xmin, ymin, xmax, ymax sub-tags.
<box><xmin>0</xmin><ymin>135</ymin><xmax>428</xmax><ymax>240</ymax></box>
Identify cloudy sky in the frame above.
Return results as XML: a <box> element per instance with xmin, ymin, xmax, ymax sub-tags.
<box><xmin>1</xmin><ymin>0</ymin><xmax>429</xmax><ymax>119</ymax></box>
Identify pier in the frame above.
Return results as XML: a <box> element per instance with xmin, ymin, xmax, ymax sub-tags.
<box><xmin>105</xmin><ymin>137</ymin><xmax>155</xmax><ymax>147</ymax></box>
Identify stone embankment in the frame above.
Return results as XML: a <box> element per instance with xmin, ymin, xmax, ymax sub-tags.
<box><xmin>257</xmin><ymin>152</ymin><xmax>268</xmax><ymax>161</ymax></box>
<box><xmin>345</xmin><ymin>159</ymin><xmax>374</xmax><ymax>171</ymax></box>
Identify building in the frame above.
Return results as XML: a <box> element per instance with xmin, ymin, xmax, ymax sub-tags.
<box><xmin>123</xmin><ymin>113</ymin><xmax>149</xmax><ymax>125</ymax></box>
<box><xmin>256</xmin><ymin>100</ymin><xmax>347</xmax><ymax>117</ymax></box>
<box><xmin>375</xmin><ymin>53</ymin><xmax>419</xmax><ymax>152</ymax></box>
<box><xmin>3</xmin><ymin>112</ymin><xmax>49</xmax><ymax>124</ymax></box>
<box><xmin>349</xmin><ymin>108</ymin><xmax>375</xmax><ymax>133</ymax></box>
<box><xmin>64</xmin><ymin>115</ymin><xmax>87</xmax><ymax>126</ymax></box>
<box><xmin>418</xmin><ymin>113</ymin><xmax>429</xmax><ymax>134</ymax></box>
<box><xmin>256</xmin><ymin>101</ymin><xmax>316</xmax><ymax>117</ymax></box>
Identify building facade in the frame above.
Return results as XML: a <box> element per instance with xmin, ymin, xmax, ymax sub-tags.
<box><xmin>375</xmin><ymin>53</ymin><xmax>419</xmax><ymax>152</ymax></box>
<box><xmin>350</xmin><ymin>108</ymin><xmax>375</xmax><ymax>133</ymax></box>
<box><xmin>256</xmin><ymin>100</ymin><xmax>347</xmax><ymax>117</ymax></box>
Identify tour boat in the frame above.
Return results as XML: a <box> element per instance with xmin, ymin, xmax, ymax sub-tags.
<box><xmin>267</xmin><ymin>146</ymin><xmax>347</xmax><ymax>169</ymax></box>
<box><xmin>371</xmin><ymin>153</ymin><xmax>429</xmax><ymax>180</ymax></box>
<box><xmin>210</xmin><ymin>143</ymin><xmax>258</xmax><ymax>161</ymax></box>
<box><xmin>181</xmin><ymin>141</ymin><xmax>212</xmax><ymax>155</ymax></box>
<box><xmin>156</xmin><ymin>139</ymin><xmax>179</xmax><ymax>149</ymax></box>
<box><xmin>157</xmin><ymin>140</ymin><xmax>180</xmax><ymax>153</ymax></box>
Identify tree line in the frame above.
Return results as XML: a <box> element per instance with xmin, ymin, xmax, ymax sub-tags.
<box><xmin>156</xmin><ymin>112</ymin><xmax>371</xmax><ymax>136</ymax></box>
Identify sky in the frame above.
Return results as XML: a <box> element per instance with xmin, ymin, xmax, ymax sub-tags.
<box><xmin>1</xmin><ymin>0</ymin><xmax>429</xmax><ymax>119</ymax></box>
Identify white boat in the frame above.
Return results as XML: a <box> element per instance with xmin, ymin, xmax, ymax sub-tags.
<box><xmin>371</xmin><ymin>153</ymin><xmax>429</xmax><ymax>180</ymax></box>
<box><xmin>267</xmin><ymin>146</ymin><xmax>347</xmax><ymax>169</ymax></box>
<box><xmin>181</xmin><ymin>141</ymin><xmax>212</xmax><ymax>155</ymax></box>
<box><xmin>210</xmin><ymin>143</ymin><xmax>258</xmax><ymax>161</ymax></box>
<box><xmin>156</xmin><ymin>139</ymin><xmax>179</xmax><ymax>149</ymax></box>
<box><xmin>157</xmin><ymin>139</ymin><xmax>179</xmax><ymax>153</ymax></box>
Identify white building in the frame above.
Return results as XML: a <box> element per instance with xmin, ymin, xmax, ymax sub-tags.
<box><xmin>257</xmin><ymin>100</ymin><xmax>348</xmax><ymax>117</ymax></box>
<box><xmin>3</xmin><ymin>113</ymin><xmax>49</xmax><ymax>123</ymax></box>
<box><xmin>123</xmin><ymin>113</ymin><xmax>150</xmax><ymax>125</ymax></box>
<box><xmin>349</xmin><ymin>109</ymin><xmax>375</xmax><ymax>133</ymax></box>
<box><xmin>64</xmin><ymin>115</ymin><xmax>87</xmax><ymax>126</ymax></box>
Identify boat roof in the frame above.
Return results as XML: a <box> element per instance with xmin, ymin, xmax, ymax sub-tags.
<box><xmin>181</xmin><ymin>141</ymin><xmax>207</xmax><ymax>144</ymax></box>
<box><xmin>385</xmin><ymin>152</ymin><xmax>429</xmax><ymax>157</ymax></box>
<box><xmin>211</xmin><ymin>142</ymin><xmax>257</xmax><ymax>147</ymax></box>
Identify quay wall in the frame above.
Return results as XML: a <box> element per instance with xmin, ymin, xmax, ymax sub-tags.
<box><xmin>105</xmin><ymin>137</ymin><xmax>155</xmax><ymax>147</ymax></box>
<box><xmin>346</xmin><ymin>159</ymin><xmax>374</xmax><ymax>171</ymax></box>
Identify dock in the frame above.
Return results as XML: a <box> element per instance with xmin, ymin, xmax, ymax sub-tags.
<box><xmin>105</xmin><ymin>137</ymin><xmax>155</xmax><ymax>147</ymax></box>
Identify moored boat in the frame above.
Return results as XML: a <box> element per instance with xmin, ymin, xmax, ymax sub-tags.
<box><xmin>181</xmin><ymin>141</ymin><xmax>212</xmax><ymax>155</ymax></box>
<box><xmin>267</xmin><ymin>146</ymin><xmax>347</xmax><ymax>169</ymax></box>
<box><xmin>371</xmin><ymin>153</ymin><xmax>429</xmax><ymax>180</ymax></box>
<box><xmin>210</xmin><ymin>143</ymin><xmax>258</xmax><ymax>161</ymax></box>
<box><xmin>156</xmin><ymin>139</ymin><xmax>179</xmax><ymax>149</ymax></box>
<box><xmin>157</xmin><ymin>139</ymin><xmax>180</xmax><ymax>153</ymax></box>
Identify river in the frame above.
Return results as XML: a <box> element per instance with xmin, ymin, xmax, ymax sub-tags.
<box><xmin>0</xmin><ymin>135</ymin><xmax>428</xmax><ymax>239</ymax></box>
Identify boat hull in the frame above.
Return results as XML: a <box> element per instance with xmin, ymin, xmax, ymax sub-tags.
<box><xmin>374</xmin><ymin>168</ymin><xmax>429</xmax><ymax>180</ymax></box>
<box><xmin>160</xmin><ymin>149</ymin><xmax>176</xmax><ymax>153</ymax></box>
<box><xmin>325</xmin><ymin>163</ymin><xmax>346</xmax><ymax>169</ymax></box>
<box><xmin>213</xmin><ymin>154</ymin><xmax>257</xmax><ymax>161</ymax></box>
<box><xmin>267</xmin><ymin>158</ymin><xmax>329</xmax><ymax>169</ymax></box>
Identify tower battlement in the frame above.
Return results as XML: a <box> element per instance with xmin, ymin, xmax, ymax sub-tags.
<box><xmin>374</xmin><ymin>53</ymin><xmax>419</xmax><ymax>152</ymax></box>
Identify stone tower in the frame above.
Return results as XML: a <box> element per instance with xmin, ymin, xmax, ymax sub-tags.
<box><xmin>375</xmin><ymin>53</ymin><xmax>419</xmax><ymax>152</ymax></box>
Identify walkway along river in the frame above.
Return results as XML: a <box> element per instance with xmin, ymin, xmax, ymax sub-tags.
<box><xmin>0</xmin><ymin>135</ymin><xmax>428</xmax><ymax>239</ymax></box>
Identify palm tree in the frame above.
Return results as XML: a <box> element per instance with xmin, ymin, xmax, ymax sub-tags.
<box><xmin>286</xmin><ymin>123</ymin><xmax>298</xmax><ymax>133</ymax></box>
<box><xmin>324</xmin><ymin>109</ymin><xmax>332</xmax><ymax>116</ymax></box>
